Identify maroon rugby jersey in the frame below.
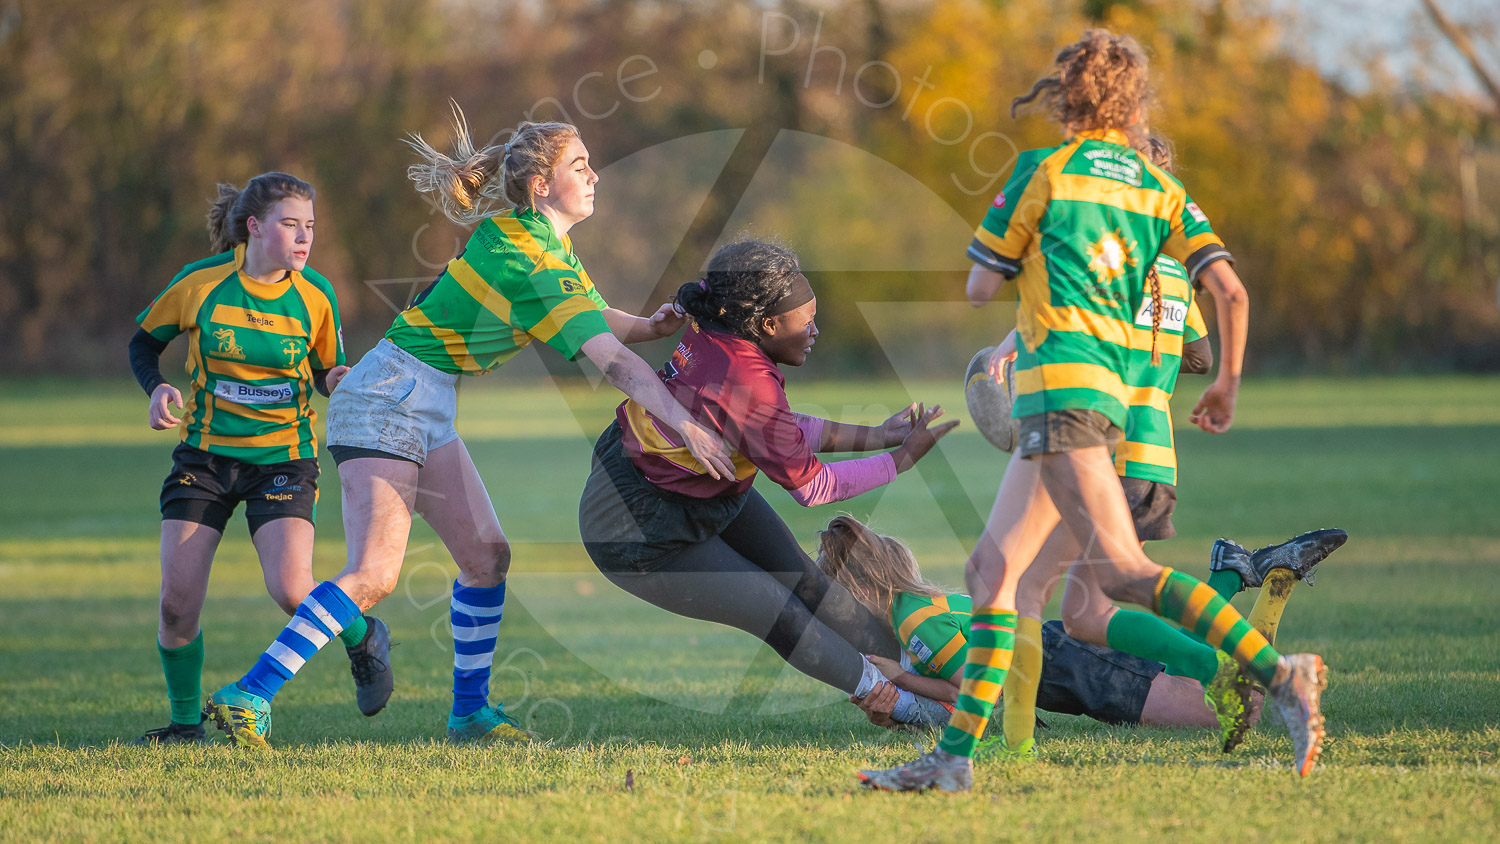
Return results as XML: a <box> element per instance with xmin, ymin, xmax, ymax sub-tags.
<box><xmin>618</xmin><ymin>326</ymin><xmax>823</xmax><ymax>498</ymax></box>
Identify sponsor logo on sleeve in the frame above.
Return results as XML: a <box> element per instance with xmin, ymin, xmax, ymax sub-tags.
<box><xmin>992</xmin><ymin>192</ymin><xmax>1007</xmax><ymax>209</ymax></box>
<box><xmin>213</xmin><ymin>379</ymin><xmax>294</xmax><ymax>405</ymax></box>
<box><xmin>908</xmin><ymin>635</ymin><xmax>934</xmax><ymax>665</ymax></box>
<box><xmin>1186</xmin><ymin>202</ymin><xmax>1208</xmax><ymax>223</ymax></box>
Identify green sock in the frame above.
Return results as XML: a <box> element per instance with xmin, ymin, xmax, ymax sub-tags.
<box><xmin>1208</xmin><ymin>569</ymin><xmax>1243</xmax><ymax>600</ymax></box>
<box><xmin>338</xmin><ymin>615</ymin><xmax>369</xmax><ymax>648</ymax></box>
<box><xmin>1107</xmin><ymin>609</ymin><xmax>1219</xmax><ymax>686</ymax></box>
<box><xmin>158</xmin><ymin>632</ymin><xmax>205</xmax><ymax>726</ymax></box>
<box><xmin>938</xmin><ymin>609</ymin><xmax>1016</xmax><ymax>758</ymax></box>
<box><xmin>1153</xmin><ymin>568</ymin><xmax>1281</xmax><ymax>686</ymax></box>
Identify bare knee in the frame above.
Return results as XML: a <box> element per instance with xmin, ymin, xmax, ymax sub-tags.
<box><xmin>1060</xmin><ymin>610</ymin><xmax>1108</xmax><ymax>646</ymax></box>
<box><xmin>963</xmin><ymin>550</ymin><xmax>1013</xmax><ymax>605</ymax></box>
<box><xmin>265</xmin><ymin>585</ymin><xmax>301</xmax><ymax>617</ymax></box>
<box><xmin>158</xmin><ymin>593</ymin><xmax>199</xmax><ymax>637</ymax></box>
<box><xmin>460</xmin><ymin>540</ymin><xmax>512</xmax><ymax>587</ymax></box>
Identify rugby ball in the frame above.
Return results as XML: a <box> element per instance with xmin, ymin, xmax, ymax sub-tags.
<box><xmin>965</xmin><ymin>346</ymin><xmax>1019</xmax><ymax>452</ymax></box>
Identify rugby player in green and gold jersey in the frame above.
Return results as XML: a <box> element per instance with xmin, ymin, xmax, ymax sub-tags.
<box><xmin>817</xmin><ymin>516</ymin><xmax>1336</xmax><ymax>736</ymax></box>
<box><xmin>205</xmin><ymin>114</ymin><xmax>733</xmax><ymax>749</ymax></box>
<box><xmin>861</xmin><ymin>30</ymin><xmax>1328</xmax><ymax>793</ymax></box>
<box><xmin>992</xmin><ymin>137</ymin><xmax>1347</xmax><ymax>761</ymax></box>
<box><xmin>129</xmin><ymin>173</ymin><xmax>392</xmax><ymax>745</ymax></box>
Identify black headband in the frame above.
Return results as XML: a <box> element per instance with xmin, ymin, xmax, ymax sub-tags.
<box><xmin>765</xmin><ymin>274</ymin><xmax>814</xmax><ymax>317</ymax></box>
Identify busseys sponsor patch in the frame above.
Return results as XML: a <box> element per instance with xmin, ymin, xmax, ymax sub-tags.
<box><xmin>1134</xmin><ymin>298</ymin><xmax>1189</xmax><ymax>332</ymax></box>
<box><xmin>214</xmin><ymin>380</ymin><xmax>294</xmax><ymax>405</ymax></box>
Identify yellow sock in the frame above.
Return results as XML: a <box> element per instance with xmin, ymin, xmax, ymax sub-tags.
<box><xmin>1001</xmin><ymin>616</ymin><xmax>1044</xmax><ymax>751</ymax></box>
<box><xmin>1247</xmin><ymin>568</ymin><xmax>1297</xmax><ymax>645</ymax></box>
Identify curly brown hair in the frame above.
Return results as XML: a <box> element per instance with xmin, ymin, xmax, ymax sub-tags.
<box><xmin>1011</xmin><ymin>29</ymin><xmax>1151</xmax><ymax>142</ymax></box>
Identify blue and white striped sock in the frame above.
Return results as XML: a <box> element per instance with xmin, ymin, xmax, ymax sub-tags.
<box><xmin>451</xmin><ymin>580</ymin><xmax>505</xmax><ymax>718</ymax></box>
<box><xmin>240</xmin><ymin>581</ymin><xmax>361</xmax><ymax>701</ymax></box>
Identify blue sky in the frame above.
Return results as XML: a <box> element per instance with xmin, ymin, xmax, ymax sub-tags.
<box><xmin>1271</xmin><ymin>0</ymin><xmax>1499</xmax><ymax>98</ymax></box>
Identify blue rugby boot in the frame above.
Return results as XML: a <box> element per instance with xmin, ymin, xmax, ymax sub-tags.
<box><xmin>446</xmin><ymin>703</ymin><xmax>532</xmax><ymax>744</ymax></box>
<box><xmin>205</xmin><ymin>682</ymin><xmax>272</xmax><ymax>750</ymax></box>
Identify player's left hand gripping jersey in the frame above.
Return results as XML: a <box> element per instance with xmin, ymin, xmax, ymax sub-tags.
<box><xmin>137</xmin><ymin>244</ymin><xmax>344</xmax><ymax>463</ymax></box>
<box><xmin>618</xmin><ymin>325</ymin><xmax>823</xmax><ymax>499</ymax></box>
<box><xmin>966</xmin><ymin>128</ymin><xmax>1231</xmax><ymax>430</ymax></box>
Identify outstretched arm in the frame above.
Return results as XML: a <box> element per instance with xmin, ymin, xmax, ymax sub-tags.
<box><xmin>603</xmin><ymin>304</ymin><xmax>686</xmax><ymax>345</ymax></box>
<box><xmin>802</xmin><ymin>402</ymin><xmax>944</xmax><ymax>453</ymax></box>
<box><xmin>785</xmin><ymin>405</ymin><xmax>957</xmax><ymax>507</ymax></box>
<box><xmin>580</xmin><ymin>332</ymin><xmax>733</xmax><ymax>479</ymax></box>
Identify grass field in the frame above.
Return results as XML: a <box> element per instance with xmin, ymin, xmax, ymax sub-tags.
<box><xmin>1</xmin><ymin>374</ymin><xmax>1498</xmax><ymax>842</ymax></box>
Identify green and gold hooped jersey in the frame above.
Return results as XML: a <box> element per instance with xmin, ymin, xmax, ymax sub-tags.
<box><xmin>385</xmin><ymin>207</ymin><xmax>611</xmax><ymax>374</ymax></box>
<box><xmin>890</xmin><ymin>592</ymin><xmax>974</xmax><ymax>682</ymax></box>
<box><xmin>966</xmin><ymin>128</ymin><xmax>1231</xmax><ymax>430</ymax></box>
<box><xmin>1115</xmin><ymin>256</ymin><xmax>1207</xmax><ymax>486</ymax></box>
<box><xmin>136</xmin><ymin>244</ymin><xmax>345</xmax><ymax>464</ymax></box>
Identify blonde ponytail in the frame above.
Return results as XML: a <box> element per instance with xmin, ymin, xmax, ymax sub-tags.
<box><xmin>406</xmin><ymin>103</ymin><xmax>579</xmax><ymax>226</ymax></box>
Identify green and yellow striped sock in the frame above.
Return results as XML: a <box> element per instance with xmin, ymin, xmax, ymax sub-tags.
<box><xmin>938</xmin><ymin>609</ymin><xmax>1016</xmax><ymax>758</ymax></box>
<box><xmin>1153</xmin><ymin>568</ymin><xmax>1280</xmax><ymax>686</ymax></box>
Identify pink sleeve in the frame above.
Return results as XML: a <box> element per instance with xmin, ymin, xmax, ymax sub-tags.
<box><xmin>793</xmin><ymin>413</ymin><xmax>826</xmax><ymax>452</ymax></box>
<box><xmin>787</xmin><ymin>452</ymin><xmax>898</xmax><ymax>507</ymax></box>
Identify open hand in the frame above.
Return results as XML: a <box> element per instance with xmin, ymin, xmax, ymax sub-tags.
<box><xmin>877</xmin><ymin>403</ymin><xmax>921</xmax><ymax>448</ymax></box>
<box><xmin>891</xmin><ymin>403</ymin><xmax>959</xmax><ymax>472</ymax></box>
<box><xmin>988</xmin><ymin>330</ymin><xmax>1018</xmax><ymax>384</ymax></box>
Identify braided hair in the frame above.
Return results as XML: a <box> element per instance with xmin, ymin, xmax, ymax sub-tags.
<box><xmin>1140</xmin><ymin>134</ymin><xmax>1176</xmax><ymax>367</ymax></box>
<box><xmin>674</xmin><ymin>239</ymin><xmax>803</xmax><ymax>340</ymax></box>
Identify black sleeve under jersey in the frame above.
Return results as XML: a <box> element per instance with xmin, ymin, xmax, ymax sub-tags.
<box><xmin>1179</xmin><ymin>336</ymin><xmax>1213</xmax><ymax>375</ymax></box>
<box><xmin>128</xmin><ymin>329</ymin><xmax>169</xmax><ymax>396</ymax></box>
<box><xmin>313</xmin><ymin>368</ymin><xmax>331</xmax><ymax>397</ymax></box>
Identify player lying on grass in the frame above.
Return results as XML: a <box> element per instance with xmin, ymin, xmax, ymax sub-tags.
<box><xmin>818</xmin><ymin>516</ymin><xmax>1343</xmax><ymax>738</ymax></box>
<box><xmin>128</xmin><ymin>172</ymin><xmax>391</xmax><ymax>745</ymax></box>
<box><xmin>204</xmin><ymin>112</ymin><xmax>733</xmax><ymax>749</ymax></box>
<box><xmin>579</xmin><ymin>239</ymin><xmax>960</xmax><ymax>728</ymax></box>
<box><xmin>861</xmin><ymin>30</ymin><xmax>1327</xmax><ymax>793</ymax></box>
